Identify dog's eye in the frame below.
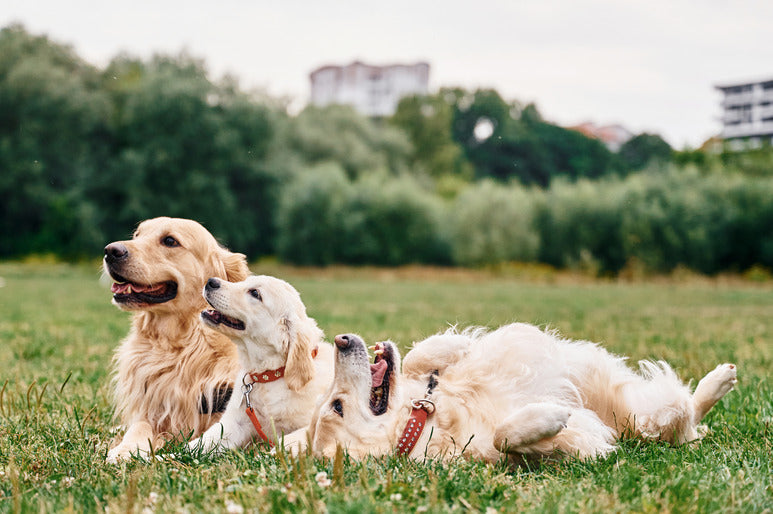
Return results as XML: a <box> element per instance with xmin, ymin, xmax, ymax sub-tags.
<box><xmin>248</xmin><ymin>289</ymin><xmax>262</xmax><ymax>301</ymax></box>
<box><xmin>161</xmin><ymin>236</ymin><xmax>180</xmax><ymax>248</ymax></box>
<box><xmin>331</xmin><ymin>399</ymin><xmax>343</xmax><ymax>417</ymax></box>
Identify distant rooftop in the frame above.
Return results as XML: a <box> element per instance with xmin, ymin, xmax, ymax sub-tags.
<box><xmin>309</xmin><ymin>60</ymin><xmax>430</xmax><ymax>117</ymax></box>
<box><xmin>568</xmin><ymin>122</ymin><xmax>633</xmax><ymax>152</ymax></box>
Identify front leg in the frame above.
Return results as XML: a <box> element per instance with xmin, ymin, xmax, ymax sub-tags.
<box><xmin>189</xmin><ymin>408</ymin><xmax>255</xmax><ymax>455</ymax></box>
<box><xmin>107</xmin><ymin>420</ymin><xmax>160</xmax><ymax>464</ymax></box>
<box><xmin>493</xmin><ymin>402</ymin><xmax>571</xmax><ymax>453</ymax></box>
<box><xmin>279</xmin><ymin>427</ymin><xmax>310</xmax><ymax>457</ymax></box>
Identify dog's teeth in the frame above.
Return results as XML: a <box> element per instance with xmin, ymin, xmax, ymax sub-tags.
<box><xmin>368</xmin><ymin>345</ymin><xmax>377</xmax><ymax>351</ymax></box>
<box><xmin>374</xmin><ymin>349</ymin><xmax>384</xmax><ymax>356</ymax></box>
<box><xmin>126</xmin><ymin>285</ymin><xmax>133</xmax><ymax>294</ymax></box>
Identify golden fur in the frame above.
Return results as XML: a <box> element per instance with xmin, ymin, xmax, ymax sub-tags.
<box><xmin>189</xmin><ymin>275</ymin><xmax>334</xmax><ymax>453</ymax></box>
<box><xmin>103</xmin><ymin>217</ymin><xmax>249</xmax><ymax>463</ymax></box>
<box><xmin>300</xmin><ymin>323</ymin><xmax>737</xmax><ymax>462</ymax></box>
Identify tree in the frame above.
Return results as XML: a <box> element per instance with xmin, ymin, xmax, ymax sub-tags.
<box><xmin>0</xmin><ymin>24</ymin><xmax>108</xmax><ymax>257</ymax></box>
<box><xmin>618</xmin><ymin>133</ymin><xmax>672</xmax><ymax>172</ymax></box>
<box><xmin>390</xmin><ymin>90</ymin><xmax>472</xmax><ymax>179</ymax></box>
<box><xmin>451</xmin><ymin>90</ymin><xmax>616</xmax><ymax>186</ymax></box>
<box><xmin>288</xmin><ymin>104</ymin><xmax>411</xmax><ymax>179</ymax></box>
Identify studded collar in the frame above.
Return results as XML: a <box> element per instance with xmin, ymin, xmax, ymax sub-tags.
<box><xmin>395</xmin><ymin>370</ymin><xmax>439</xmax><ymax>456</ymax></box>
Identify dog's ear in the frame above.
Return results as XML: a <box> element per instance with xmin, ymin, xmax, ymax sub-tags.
<box><xmin>209</xmin><ymin>246</ymin><xmax>250</xmax><ymax>282</ymax></box>
<box><xmin>280</xmin><ymin>314</ymin><xmax>322</xmax><ymax>392</ymax></box>
<box><xmin>221</xmin><ymin>248</ymin><xmax>250</xmax><ymax>282</ymax></box>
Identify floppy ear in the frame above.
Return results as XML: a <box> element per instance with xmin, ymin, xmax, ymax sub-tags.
<box><xmin>221</xmin><ymin>248</ymin><xmax>250</xmax><ymax>282</ymax></box>
<box><xmin>280</xmin><ymin>314</ymin><xmax>322</xmax><ymax>392</ymax></box>
<box><xmin>209</xmin><ymin>246</ymin><xmax>250</xmax><ymax>282</ymax></box>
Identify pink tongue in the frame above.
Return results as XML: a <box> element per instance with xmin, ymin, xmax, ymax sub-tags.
<box><xmin>370</xmin><ymin>359</ymin><xmax>388</xmax><ymax>388</ymax></box>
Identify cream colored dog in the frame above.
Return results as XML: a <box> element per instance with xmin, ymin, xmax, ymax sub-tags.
<box><xmin>189</xmin><ymin>275</ymin><xmax>334</xmax><ymax>454</ymax></box>
<box><xmin>103</xmin><ymin>217</ymin><xmax>249</xmax><ymax>463</ymax></box>
<box><xmin>303</xmin><ymin>323</ymin><xmax>737</xmax><ymax>462</ymax></box>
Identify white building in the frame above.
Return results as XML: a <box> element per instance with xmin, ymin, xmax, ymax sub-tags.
<box><xmin>716</xmin><ymin>77</ymin><xmax>773</xmax><ymax>147</ymax></box>
<box><xmin>309</xmin><ymin>61</ymin><xmax>430</xmax><ymax>117</ymax></box>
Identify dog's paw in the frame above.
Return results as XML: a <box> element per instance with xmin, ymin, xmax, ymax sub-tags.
<box><xmin>106</xmin><ymin>446</ymin><xmax>130</xmax><ymax>464</ymax></box>
<box><xmin>696</xmin><ymin>363</ymin><xmax>738</xmax><ymax>402</ymax></box>
<box><xmin>535</xmin><ymin>404</ymin><xmax>572</xmax><ymax>438</ymax></box>
<box><xmin>693</xmin><ymin>363</ymin><xmax>737</xmax><ymax>421</ymax></box>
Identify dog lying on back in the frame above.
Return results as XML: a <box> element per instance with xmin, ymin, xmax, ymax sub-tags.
<box><xmin>300</xmin><ymin>323</ymin><xmax>737</xmax><ymax>462</ymax></box>
<box><xmin>103</xmin><ymin>217</ymin><xmax>249</xmax><ymax>463</ymax></box>
<box><xmin>189</xmin><ymin>275</ymin><xmax>334</xmax><ymax>454</ymax></box>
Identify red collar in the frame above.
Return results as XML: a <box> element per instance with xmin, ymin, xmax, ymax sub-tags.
<box><xmin>242</xmin><ymin>345</ymin><xmax>319</xmax><ymax>445</ymax></box>
<box><xmin>396</xmin><ymin>401</ymin><xmax>433</xmax><ymax>456</ymax></box>
<box><xmin>245</xmin><ymin>346</ymin><xmax>319</xmax><ymax>385</ymax></box>
<box><xmin>396</xmin><ymin>371</ymin><xmax>439</xmax><ymax>456</ymax></box>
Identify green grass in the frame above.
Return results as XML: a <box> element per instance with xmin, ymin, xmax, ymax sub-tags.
<box><xmin>0</xmin><ymin>262</ymin><xmax>771</xmax><ymax>513</ymax></box>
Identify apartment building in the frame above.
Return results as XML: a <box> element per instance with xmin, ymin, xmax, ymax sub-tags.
<box><xmin>716</xmin><ymin>77</ymin><xmax>773</xmax><ymax>147</ymax></box>
<box><xmin>309</xmin><ymin>61</ymin><xmax>430</xmax><ymax>117</ymax></box>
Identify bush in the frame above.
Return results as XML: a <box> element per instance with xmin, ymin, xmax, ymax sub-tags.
<box><xmin>619</xmin><ymin>169</ymin><xmax>773</xmax><ymax>274</ymax></box>
<box><xmin>277</xmin><ymin>169</ymin><xmax>450</xmax><ymax>266</ymax></box>
<box><xmin>275</xmin><ymin>163</ymin><xmax>351</xmax><ymax>266</ymax></box>
<box><xmin>340</xmin><ymin>175</ymin><xmax>450</xmax><ymax>265</ymax></box>
<box><xmin>535</xmin><ymin>178</ymin><xmax>627</xmax><ymax>273</ymax></box>
<box><xmin>449</xmin><ymin>181</ymin><xmax>539</xmax><ymax>266</ymax></box>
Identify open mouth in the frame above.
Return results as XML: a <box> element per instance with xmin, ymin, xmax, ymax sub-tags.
<box><xmin>201</xmin><ymin>309</ymin><xmax>246</xmax><ymax>331</ymax></box>
<box><xmin>369</xmin><ymin>342</ymin><xmax>394</xmax><ymax>416</ymax></box>
<box><xmin>109</xmin><ymin>272</ymin><xmax>177</xmax><ymax>305</ymax></box>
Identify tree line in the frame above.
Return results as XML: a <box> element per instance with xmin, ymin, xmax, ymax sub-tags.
<box><xmin>2</xmin><ymin>24</ymin><xmax>772</xmax><ymax>274</ymax></box>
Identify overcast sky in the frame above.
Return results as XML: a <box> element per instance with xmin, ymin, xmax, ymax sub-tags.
<box><xmin>3</xmin><ymin>0</ymin><xmax>772</xmax><ymax>148</ymax></box>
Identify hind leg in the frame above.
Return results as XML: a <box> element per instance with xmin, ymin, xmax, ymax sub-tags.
<box><xmin>493</xmin><ymin>402</ymin><xmax>571</xmax><ymax>452</ymax></box>
<box><xmin>692</xmin><ymin>363</ymin><xmax>737</xmax><ymax>423</ymax></box>
<box><xmin>618</xmin><ymin>362</ymin><xmax>737</xmax><ymax>444</ymax></box>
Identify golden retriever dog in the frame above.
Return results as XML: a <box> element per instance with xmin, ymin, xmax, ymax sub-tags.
<box><xmin>301</xmin><ymin>323</ymin><xmax>737</xmax><ymax>462</ymax></box>
<box><xmin>103</xmin><ymin>217</ymin><xmax>249</xmax><ymax>463</ymax></box>
<box><xmin>188</xmin><ymin>275</ymin><xmax>334</xmax><ymax>454</ymax></box>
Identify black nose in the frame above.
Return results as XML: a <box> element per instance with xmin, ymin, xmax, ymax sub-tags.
<box><xmin>104</xmin><ymin>243</ymin><xmax>128</xmax><ymax>263</ymax></box>
<box><xmin>206</xmin><ymin>278</ymin><xmax>220</xmax><ymax>290</ymax></box>
<box><xmin>334</xmin><ymin>334</ymin><xmax>360</xmax><ymax>349</ymax></box>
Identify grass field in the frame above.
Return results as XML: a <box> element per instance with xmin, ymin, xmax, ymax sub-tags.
<box><xmin>0</xmin><ymin>261</ymin><xmax>771</xmax><ymax>513</ymax></box>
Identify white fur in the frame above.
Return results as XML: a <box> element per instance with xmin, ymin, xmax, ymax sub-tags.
<box><xmin>305</xmin><ymin>323</ymin><xmax>737</xmax><ymax>462</ymax></box>
<box><xmin>189</xmin><ymin>275</ymin><xmax>334</xmax><ymax>454</ymax></box>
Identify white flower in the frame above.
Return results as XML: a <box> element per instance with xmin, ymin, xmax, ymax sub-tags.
<box><xmin>390</xmin><ymin>493</ymin><xmax>402</xmax><ymax>502</ymax></box>
<box><xmin>62</xmin><ymin>477</ymin><xmax>75</xmax><ymax>487</ymax></box>
<box><xmin>315</xmin><ymin>471</ymin><xmax>332</xmax><ymax>488</ymax></box>
<box><xmin>148</xmin><ymin>492</ymin><xmax>159</xmax><ymax>504</ymax></box>
<box><xmin>225</xmin><ymin>500</ymin><xmax>244</xmax><ymax>514</ymax></box>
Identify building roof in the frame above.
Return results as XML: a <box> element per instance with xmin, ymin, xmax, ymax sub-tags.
<box><xmin>714</xmin><ymin>75</ymin><xmax>773</xmax><ymax>90</ymax></box>
<box><xmin>310</xmin><ymin>60</ymin><xmax>429</xmax><ymax>80</ymax></box>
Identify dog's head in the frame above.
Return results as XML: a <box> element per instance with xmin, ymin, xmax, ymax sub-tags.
<box><xmin>201</xmin><ymin>275</ymin><xmax>323</xmax><ymax>392</ymax></box>
<box><xmin>103</xmin><ymin>217</ymin><xmax>249</xmax><ymax>315</ymax></box>
<box><xmin>306</xmin><ymin>333</ymin><xmax>403</xmax><ymax>458</ymax></box>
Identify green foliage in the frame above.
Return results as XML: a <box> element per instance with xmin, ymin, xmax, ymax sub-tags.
<box><xmin>1</xmin><ymin>262</ymin><xmax>771</xmax><ymax>512</ymax></box>
<box><xmin>0</xmin><ymin>24</ymin><xmax>108</xmax><ymax>257</ymax></box>
<box><xmin>618</xmin><ymin>132</ymin><xmax>673</xmax><ymax>172</ymax></box>
<box><xmin>2</xmin><ymin>23</ymin><xmax>773</xmax><ymax>275</ymax></box>
<box><xmin>449</xmin><ymin>181</ymin><xmax>540</xmax><ymax>266</ymax></box>
<box><xmin>535</xmin><ymin>178</ymin><xmax>627</xmax><ymax>273</ymax></box>
<box><xmin>275</xmin><ymin>163</ymin><xmax>351</xmax><ymax>266</ymax></box>
<box><xmin>450</xmin><ymin>91</ymin><xmax>617</xmax><ymax>186</ymax></box>
<box><xmin>289</xmin><ymin>104</ymin><xmax>412</xmax><ymax>179</ymax></box>
<box><xmin>391</xmin><ymin>89</ymin><xmax>473</xmax><ymax>179</ymax></box>
<box><xmin>276</xmin><ymin>168</ymin><xmax>449</xmax><ymax>266</ymax></box>
<box><xmin>719</xmin><ymin>144</ymin><xmax>773</xmax><ymax>176</ymax></box>
<box><xmin>97</xmin><ymin>54</ymin><xmax>282</xmax><ymax>256</ymax></box>
<box><xmin>621</xmin><ymin>169</ymin><xmax>773</xmax><ymax>273</ymax></box>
